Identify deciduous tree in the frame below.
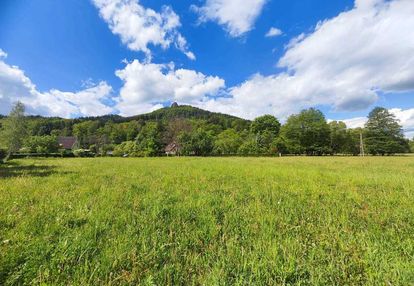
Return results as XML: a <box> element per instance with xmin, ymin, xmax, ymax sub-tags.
<box><xmin>1</xmin><ymin>102</ymin><xmax>28</xmax><ymax>161</ymax></box>
<box><xmin>329</xmin><ymin>121</ymin><xmax>348</xmax><ymax>154</ymax></box>
<box><xmin>213</xmin><ymin>129</ymin><xmax>242</xmax><ymax>155</ymax></box>
<box><xmin>281</xmin><ymin>108</ymin><xmax>331</xmax><ymax>155</ymax></box>
<box><xmin>135</xmin><ymin>122</ymin><xmax>164</xmax><ymax>156</ymax></box>
<box><xmin>178</xmin><ymin>128</ymin><xmax>214</xmax><ymax>156</ymax></box>
<box><xmin>251</xmin><ymin>115</ymin><xmax>281</xmax><ymax>137</ymax></box>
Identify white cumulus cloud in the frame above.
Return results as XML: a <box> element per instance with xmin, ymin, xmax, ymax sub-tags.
<box><xmin>200</xmin><ymin>0</ymin><xmax>414</xmax><ymax>120</ymax></box>
<box><xmin>115</xmin><ymin>60</ymin><xmax>225</xmax><ymax>116</ymax></box>
<box><xmin>0</xmin><ymin>49</ymin><xmax>7</xmax><ymax>58</ymax></box>
<box><xmin>192</xmin><ymin>0</ymin><xmax>267</xmax><ymax>37</ymax></box>
<box><xmin>92</xmin><ymin>0</ymin><xmax>194</xmax><ymax>60</ymax></box>
<box><xmin>341</xmin><ymin>117</ymin><xmax>367</xmax><ymax>129</ymax></box>
<box><xmin>265</xmin><ymin>27</ymin><xmax>282</xmax><ymax>37</ymax></box>
<box><xmin>390</xmin><ymin>108</ymin><xmax>414</xmax><ymax>138</ymax></box>
<box><xmin>0</xmin><ymin>53</ymin><xmax>114</xmax><ymax>117</ymax></box>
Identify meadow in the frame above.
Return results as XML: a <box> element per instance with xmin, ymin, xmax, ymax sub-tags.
<box><xmin>1</xmin><ymin>157</ymin><xmax>414</xmax><ymax>285</ymax></box>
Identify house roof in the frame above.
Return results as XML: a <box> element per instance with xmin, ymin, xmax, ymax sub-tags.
<box><xmin>58</xmin><ymin>136</ymin><xmax>77</xmax><ymax>149</ymax></box>
<box><xmin>165</xmin><ymin>142</ymin><xmax>180</xmax><ymax>152</ymax></box>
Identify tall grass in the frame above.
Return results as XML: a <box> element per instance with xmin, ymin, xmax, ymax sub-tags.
<box><xmin>1</xmin><ymin>157</ymin><xmax>414</xmax><ymax>285</ymax></box>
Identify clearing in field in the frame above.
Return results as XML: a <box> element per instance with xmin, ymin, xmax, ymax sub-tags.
<box><xmin>1</xmin><ymin>157</ymin><xmax>414</xmax><ymax>285</ymax></box>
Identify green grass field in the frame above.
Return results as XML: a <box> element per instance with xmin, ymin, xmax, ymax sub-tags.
<box><xmin>1</xmin><ymin>157</ymin><xmax>414</xmax><ymax>285</ymax></box>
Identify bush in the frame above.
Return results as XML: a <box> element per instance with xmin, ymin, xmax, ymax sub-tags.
<box><xmin>213</xmin><ymin>129</ymin><xmax>242</xmax><ymax>155</ymax></box>
<box><xmin>270</xmin><ymin>136</ymin><xmax>289</xmax><ymax>155</ymax></box>
<box><xmin>73</xmin><ymin>149</ymin><xmax>95</xmax><ymax>157</ymax></box>
<box><xmin>60</xmin><ymin>149</ymin><xmax>75</xmax><ymax>158</ymax></box>
<box><xmin>101</xmin><ymin>144</ymin><xmax>115</xmax><ymax>156</ymax></box>
<box><xmin>19</xmin><ymin>147</ymin><xmax>31</xmax><ymax>153</ymax></box>
<box><xmin>113</xmin><ymin>141</ymin><xmax>141</xmax><ymax>157</ymax></box>
<box><xmin>24</xmin><ymin>135</ymin><xmax>59</xmax><ymax>153</ymax></box>
<box><xmin>238</xmin><ymin>139</ymin><xmax>260</xmax><ymax>155</ymax></box>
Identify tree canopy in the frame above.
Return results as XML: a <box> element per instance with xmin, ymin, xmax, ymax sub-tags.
<box><xmin>0</xmin><ymin>102</ymin><xmax>28</xmax><ymax>161</ymax></box>
<box><xmin>250</xmin><ymin>115</ymin><xmax>281</xmax><ymax>137</ymax></box>
<box><xmin>364</xmin><ymin>107</ymin><xmax>409</xmax><ymax>155</ymax></box>
<box><xmin>0</xmin><ymin>104</ymin><xmax>410</xmax><ymax>158</ymax></box>
<box><xmin>281</xmin><ymin>108</ymin><xmax>331</xmax><ymax>155</ymax></box>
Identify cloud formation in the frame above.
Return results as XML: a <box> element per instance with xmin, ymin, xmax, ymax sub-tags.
<box><xmin>115</xmin><ymin>60</ymin><xmax>225</xmax><ymax>116</ymax></box>
<box><xmin>0</xmin><ymin>52</ymin><xmax>114</xmax><ymax>117</ymax></box>
<box><xmin>92</xmin><ymin>0</ymin><xmax>195</xmax><ymax>60</ymax></box>
<box><xmin>192</xmin><ymin>0</ymin><xmax>267</xmax><ymax>37</ymax></box>
<box><xmin>265</xmin><ymin>27</ymin><xmax>282</xmax><ymax>37</ymax></box>
<box><xmin>200</xmin><ymin>0</ymin><xmax>414</xmax><ymax>119</ymax></box>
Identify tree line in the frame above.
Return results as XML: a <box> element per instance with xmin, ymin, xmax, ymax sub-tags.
<box><xmin>0</xmin><ymin>102</ymin><xmax>412</xmax><ymax>162</ymax></box>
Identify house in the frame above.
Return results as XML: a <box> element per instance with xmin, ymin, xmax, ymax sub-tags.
<box><xmin>165</xmin><ymin>142</ymin><xmax>181</xmax><ymax>156</ymax></box>
<box><xmin>58</xmin><ymin>136</ymin><xmax>78</xmax><ymax>150</ymax></box>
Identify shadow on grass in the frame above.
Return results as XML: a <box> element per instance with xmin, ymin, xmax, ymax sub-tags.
<box><xmin>0</xmin><ymin>162</ymin><xmax>69</xmax><ymax>178</ymax></box>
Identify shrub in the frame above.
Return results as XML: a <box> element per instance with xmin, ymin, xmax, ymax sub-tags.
<box><xmin>73</xmin><ymin>149</ymin><xmax>95</xmax><ymax>157</ymax></box>
<box><xmin>113</xmin><ymin>141</ymin><xmax>141</xmax><ymax>157</ymax></box>
<box><xmin>238</xmin><ymin>139</ymin><xmax>260</xmax><ymax>155</ymax></box>
<box><xmin>24</xmin><ymin>135</ymin><xmax>59</xmax><ymax>153</ymax></box>
<box><xmin>60</xmin><ymin>149</ymin><xmax>75</xmax><ymax>158</ymax></box>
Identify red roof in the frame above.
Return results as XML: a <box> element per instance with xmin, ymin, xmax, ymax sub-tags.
<box><xmin>58</xmin><ymin>136</ymin><xmax>77</xmax><ymax>149</ymax></box>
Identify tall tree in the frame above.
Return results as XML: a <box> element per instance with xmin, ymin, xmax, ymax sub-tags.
<box><xmin>73</xmin><ymin>121</ymin><xmax>99</xmax><ymax>148</ymax></box>
<box><xmin>163</xmin><ymin>118</ymin><xmax>193</xmax><ymax>145</ymax></box>
<box><xmin>281</xmin><ymin>108</ymin><xmax>331</xmax><ymax>155</ymax></box>
<box><xmin>329</xmin><ymin>121</ymin><xmax>348</xmax><ymax>154</ymax></box>
<box><xmin>250</xmin><ymin>115</ymin><xmax>281</xmax><ymax>137</ymax></box>
<box><xmin>250</xmin><ymin>115</ymin><xmax>281</xmax><ymax>154</ymax></box>
<box><xmin>135</xmin><ymin>122</ymin><xmax>164</xmax><ymax>156</ymax></box>
<box><xmin>344</xmin><ymin>128</ymin><xmax>363</xmax><ymax>156</ymax></box>
<box><xmin>1</xmin><ymin>102</ymin><xmax>28</xmax><ymax>161</ymax></box>
<box><xmin>364</xmin><ymin>107</ymin><xmax>409</xmax><ymax>155</ymax></box>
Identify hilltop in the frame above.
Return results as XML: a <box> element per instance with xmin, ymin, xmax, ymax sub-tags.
<box><xmin>129</xmin><ymin>104</ymin><xmax>244</xmax><ymax>122</ymax></box>
<box><xmin>5</xmin><ymin>104</ymin><xmax>249</xmax><ymax>128</ymax></box>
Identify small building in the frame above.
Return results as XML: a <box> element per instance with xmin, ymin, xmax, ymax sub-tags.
<box><xmin>165</xmin><ymin>142</ymin><xmax>181</xmax><ymax>156</ymax></box>
<box><xmin>58</xmin><ymin>136</ymin><xmax>78</xmax><ymax>150</ymax></box>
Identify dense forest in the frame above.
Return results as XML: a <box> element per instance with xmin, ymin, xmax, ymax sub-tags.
<box><xmin>0</xmin><ymin>103</ymin><xmax>412</xmax><ymax>160</ymax></box>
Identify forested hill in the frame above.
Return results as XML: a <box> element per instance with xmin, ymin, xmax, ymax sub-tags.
<box><xmin>130</xmin><ymin>105</ymin><xmax>244</xmax><ymax>122</ymax></box>
<box><xmin>0</xmin><ymin>104</ymin><xmax>251</xmax><ymax>137</ymax></box>
<box><xmin>71</xmin><ymin>104</ymin><xmax>246</xmax><ymax>124</ymax></box>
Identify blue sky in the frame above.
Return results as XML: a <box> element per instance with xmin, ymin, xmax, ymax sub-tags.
<box><xmin>0</xmin><ymin>0</ymin><xmax>413</xmax><ymax>137</ymax></box>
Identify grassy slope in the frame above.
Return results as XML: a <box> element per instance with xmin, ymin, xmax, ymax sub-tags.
<box><xmin>0</xmin><ymin>157</ymin><xmax>414</xmax><ymax>285</ymax></box>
